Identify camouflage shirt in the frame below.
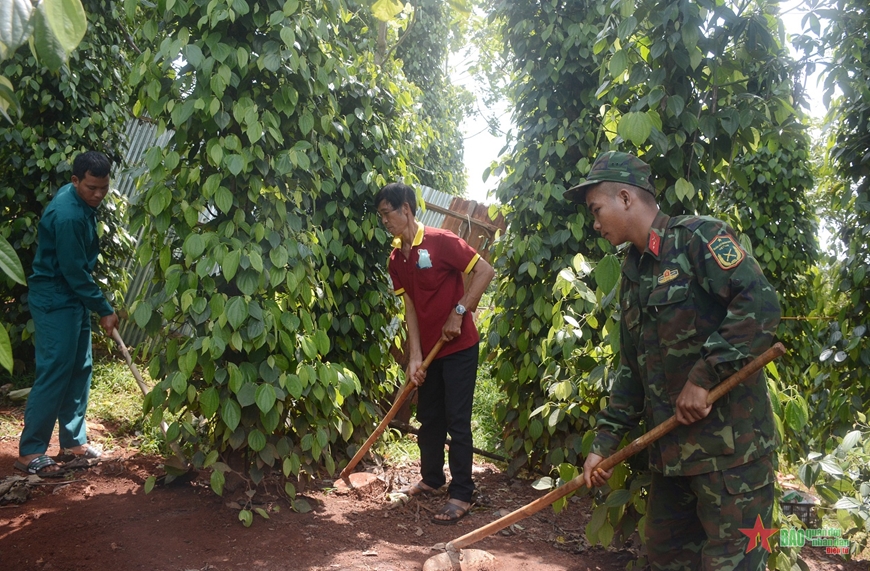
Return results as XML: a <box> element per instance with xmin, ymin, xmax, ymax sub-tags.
<box><xmin>591</xmin><ymin>211</ymin><xmax>781</xmax><ymax>476</ymax></box>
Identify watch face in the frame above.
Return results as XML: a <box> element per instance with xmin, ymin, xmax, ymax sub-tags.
<box><xmin>456</xmin><ymin>304</ymin><xmax>466</xmax><ymax>315</ymax></box>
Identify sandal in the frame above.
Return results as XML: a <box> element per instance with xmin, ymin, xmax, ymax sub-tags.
<box><xmin>431</xmin><ymin>498</ymin><xmax>471</xmax><ymax>525</ymax></box>
<box><xmin>398</xmin><ymin>481</ymin><xmax>439</xmax><ymax>497</ymax></box>
<box><xmin>14</xmin><ymin>455</ymin><xmax>67</xmax><ymax>478</ymax></box>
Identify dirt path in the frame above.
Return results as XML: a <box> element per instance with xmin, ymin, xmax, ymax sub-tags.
<box><xmin>0</xmin><ymin>414</ymin><xmax>866</xmax><ymax>571</ymax></box>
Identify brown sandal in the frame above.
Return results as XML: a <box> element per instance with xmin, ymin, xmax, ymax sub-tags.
<box><xmin>432</xmin><ymin>499</ymin><xmax>471</xmax><ymax>525</ymax></box>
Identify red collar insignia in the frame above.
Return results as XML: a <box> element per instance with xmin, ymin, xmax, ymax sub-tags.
<box><xmin>648</xmin><ymin>231</ymin><xmax>661</xmax><ymax>256</ymax></box>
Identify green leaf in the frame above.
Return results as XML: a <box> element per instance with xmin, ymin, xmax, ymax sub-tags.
<box><xmin>247</xmin><ymin>429</ymin><xmax>266</xmax><ymax>451</ymax></box>
<box><xmin>797</xmin><ymin>463</ymin><xmax>819</xmax><ymax>489</ymax></box>
<box><xmin>666</xmin><ymin>95</ymin><xmax>685</xmax><ymax>117</ymax></box>
<box><xmin>839</xmin><ymin>430</ymin><xmax>861</xmax><ymax>452</ymax></box>
<box><xmin>616</xmin><ymin>16</ymin><xmax>637</xmax><ymax>41</ymax></box>
<box><xmin>291</xmin><ymin>498</ymin><xmax>312</xmax><ymax>513</ymax></box>
<box><xmin>239</xmin><ymin>508</ymin><xmax>253</xmax><ymax>526</ymax></box>
<box><xmin>226</xmin><ymin>155</ymin><xmax>245</xmax><ymax>176</ymax></box>
<box><xmin>681</xmin><ymin>24</ymin><xmax>699</xmax><ymax>50</ymax></box>
<box><xmin>222</xmin><ymin>249</ymin><xmax>241</xmax><ymax>281</ymax></box>
<box><xmin>784</xmin><ymin>398</ymin><xmax>808</xmax><ymax>433</ymax></box>
<box><xmin>314</xmin><ymin>329</ymin><xmax>330</xmax><ymax>354</ymax></box>
<box><xmin>170</xmin><ymin>372</ymin><xmax>187</xmax><ymax>395</ymax></box>
<box><xmin>32</xmin><ymin>3</ymin><xmax>66</xmax><ymax>72</ymax></box>
<box><xmin>171</xmin><ymin>99</ymin><xmax>196</xmax><ymax>127</ymax></box>
<box><xmin>132</xmin><ymin>301</ymin><xmax>152</xmax><ymax>329</ymax></box>
<box><xmin>0</xmin><ymin>76</ymin><xmax>22</xmax><ymax>122</ymax></box>
<box><xmin>675</xmin><ymin>178</ymin><xmax>694</xmax><ymax>201</ymax></box>
<box><xmin>237</xmin><ymin>382</ymin><xmax>256</xmax><ymax>407</ymax></box>
<box><xmin>617</xmin><ymin>112</ymin><xmax>653</xmax><ymax>146</ymax></box>
<box><xmin>210</xmin><ymin>469</ymin><xmax>225</xmax><ymax>495</ymax></box>
<box><xmin>0</xmin><ymin>235</ymin><xmax>26</xmax><ymax>285</ymax></box>
<box><xmin>222</xmin><ymin>399</ymin><xmax>241</xmax><ymax>431</ymax></box>
<box><xmin>236</xmin><ymin>269</ymin><xmax>259</xmax><ymax>295</ymax></box>
<box><xmin>818</xmin><ymin>458</ymin><xmax>843</xmax><ymax>477</ymax></box>
<box><xmin>371</xmin><ymin>0</ymin><xmax>403</xmax><ymax>21</ymax></box>
<box><xmin>182</xmin><ymin>233</ymin><xmax>205</xmax><ymax>258</ymax></box>
<box><xmin>0</xmin><ymin>324</ymin><xmax>13</xmax><ymax>373</ymax></box>
<box><xmin>605</xmin><ymin>488</ymin><xmax>632</xmax><ymax>508</ymax></box>
<box><xmin>255</xmin><ymin>383</ymin><xmax>276</xmax><ymax>413</ymax></box>
<box><xmin>184</xmin><ymin>44</ymin><xmax>203</xmax><ymax>67</ymax></box>
<box><xmin>299</xmin><ymin>112</ymin><xmax>314</xmax><ymax>136</ymax></box>
<box><xmin>0</xmin><ymin>0</ymin><xmax>35</xmax><ymax>60</ymax></box>
<box><xmin>587</xmin><ymin>504</ymin><xmax>607</xmax><ymax>534</ymax></box>
<box><xmin>553</xmin><ymin>381</ymin><xmax>572</xmax><ymax>400</ymax></box>
<box><xmin>144</xmin><ymin>475</ymin><xmax>156</xmax><ymax>494</ymax></box>
<box><xmin>42</xmin><ymin>0</ymin><xmax>86</xmax><ymax>53</ymax></box>
<box><xmin>594</xmin><ymin>254</ymin><xmax>621</xmax><ymax>295</ymax></box>
<box><xmin>225</xmin><ymin>296</ymin><xmax>248</xmax><ymax>329</ymax></box>
<box><xmin>598</xmin><ymin>520</ymin><xmax>614</xmax><ymax>547</ymax></box>
<box><xmin>529</xmin><ymin>419</ymin><xmax>543</xmax><ymax>439</ymax></box>
<box><xmin>301</xmin><ymin>336</ymin><xmax>317</xmax><ymax>360</ymax></box>
<box><xmin>832</xmin><ymin>497</ymin><xmax>861</xmax><ymax>510</ymax></box>
<box><xmin>608</xmin><ymin>50</ymin><xmax>628</xmax><ymax>78</ymax></box>
<box><xmin>200</xmin><ymin>387</ymin><xmax>220</xmax><ymax>418</ymax></box>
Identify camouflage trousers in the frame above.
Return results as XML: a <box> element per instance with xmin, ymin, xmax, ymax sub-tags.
<box><xmin>644</xmin><ymin>455</ymin><xmax>774</xmax><ymax>570</ymax></box>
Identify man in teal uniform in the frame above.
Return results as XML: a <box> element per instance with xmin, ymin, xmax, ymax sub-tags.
<box><xmin>567</xmin><ymin>152</ymin><xmax>781</xmax><ymax>569</ymax></box>
<box><xmin>16</xmin><ymin>151</ymin><xmax>119</xmax><ymax>476</ymax></box>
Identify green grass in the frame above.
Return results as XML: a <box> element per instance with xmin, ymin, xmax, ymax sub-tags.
<box><xmin>471</xmin><ymin>365</ymin><xmax>503</xmax><ymax>458</ymax></box>
<box><xmin>0</xmin><ymin>358</ymin><xmax>165</xmax><ymax>454</ymax></box>
<box><xmin>87</xmin><ymin>359</ymin><xmax>166</xmax><ymax>454</ymax></box>
<box><xmin>378</xmin><ymin>362</ymin><xmax>504</xmax><ymax>466</ymax></box>
<box><xmin>0</xmin><ymin>413</ymin><xmax>20</xmax><ymax>439</ymax></box>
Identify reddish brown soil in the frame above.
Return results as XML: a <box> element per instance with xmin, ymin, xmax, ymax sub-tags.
<box><xmin>0</xmin><ymin>408</ymin><xmax>866</xmax><ymax>571</ymax></box>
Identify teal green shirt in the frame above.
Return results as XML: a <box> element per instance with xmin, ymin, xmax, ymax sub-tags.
<box><xmin>29</xmin><ymin>183</ymin><xmax>114</xmax><ymax>317</ymax></box>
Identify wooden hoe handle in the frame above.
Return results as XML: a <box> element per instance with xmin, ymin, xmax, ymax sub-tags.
<box><xmin>446</xmin><ymin>342</ymin><xmax>787</xmax><ymax>551</ymax></box>
<box><xmin>339</xmin><ymin>339</ymin><xmax>446</xmax><ymax>482</ymax></box>
<box><xmin>111</xmin><ymin>329</ymin><xmax>190</xmax><ymax>469</ymax></box>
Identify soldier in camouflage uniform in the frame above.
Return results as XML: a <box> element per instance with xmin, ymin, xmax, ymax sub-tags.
<box><xmin>566</xmin><ymin>152</ymin><xmax>781</xmax><ymax>570</ymax></box>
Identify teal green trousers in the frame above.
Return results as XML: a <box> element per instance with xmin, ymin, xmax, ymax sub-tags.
<box><xmin>19</xmin><ymin>284</ymin><xmax>93</xmax><ymax>456</ymax></box>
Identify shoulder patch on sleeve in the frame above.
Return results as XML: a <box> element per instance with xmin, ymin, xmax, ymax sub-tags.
<box><xmin>706</xmin><ymin>235</ymin><xmax>745</xmax><ymax>270</ymax></box>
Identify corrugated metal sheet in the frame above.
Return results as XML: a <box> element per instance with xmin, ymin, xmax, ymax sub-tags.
<box><xmin>116</xmin><ymin>119</ymin><xmax>173</xmax><ymax>348</ymax></box>
<box><xmin>417</xmin><ymin>185</ymin><xmax>450</xmax><ymax>227</ymax></box>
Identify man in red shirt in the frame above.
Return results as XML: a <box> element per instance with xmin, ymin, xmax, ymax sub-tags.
<box><xmin>375</xmin><ymin>183</ymin><xmax>494</xmax><ymax>524</ymax></box>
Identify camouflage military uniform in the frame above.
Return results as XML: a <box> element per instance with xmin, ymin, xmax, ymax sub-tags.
<box><xmin>591</xmin><ymin>210</ymin><xmax>781</xmax><ymax>570</ymax></box>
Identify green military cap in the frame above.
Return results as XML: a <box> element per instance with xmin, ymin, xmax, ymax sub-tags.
<box><xmin>565</xmin><ymin>151</ymin><xmax>655</xmax><ymax>201</ymax></box>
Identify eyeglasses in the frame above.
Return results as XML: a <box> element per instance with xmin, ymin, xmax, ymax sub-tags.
<box><xmin>377</xmin><ymin>208</ymin><xmax>398</xmax><ymax>222</ymax></box>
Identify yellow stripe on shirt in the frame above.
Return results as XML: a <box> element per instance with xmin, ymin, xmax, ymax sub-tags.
<box><xmin>463</xmin><ymin>253</ymin><xmax>481</xmax><ymax>274</ymax></box>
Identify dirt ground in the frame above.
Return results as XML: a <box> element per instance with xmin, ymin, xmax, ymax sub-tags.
<box><xmin>0</xmin><ymin>411</ymin><xmax>867</xmax><ymax>571</ymax></box>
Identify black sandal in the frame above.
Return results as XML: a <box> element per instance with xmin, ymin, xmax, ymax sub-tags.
<box><xmin>14</xmin><ymin>455</ymin><xmax>67</xmax><ymax>478</ymax></box>
<box><xmin>431</xmin><ymin>499</ymin><xmax>471</xmax><ymax>525</ymax></box>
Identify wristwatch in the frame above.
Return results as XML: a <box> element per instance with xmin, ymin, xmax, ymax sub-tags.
<box><xmin>455</xmin><ymin>304</ymin><xmax>467</xmax><ymax>315</ymax></box>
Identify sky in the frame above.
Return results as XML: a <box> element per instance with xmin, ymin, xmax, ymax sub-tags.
<box><xmin>455</xmin><ymin>0</ymin><xmax>825</xmax><ymax>205</ymax></box>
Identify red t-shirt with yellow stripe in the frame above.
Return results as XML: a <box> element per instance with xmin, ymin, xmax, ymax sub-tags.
<box><xmin>388</xmin><ymin>225</ymin><xmax>481</xmax><ymax>359</ymax></box>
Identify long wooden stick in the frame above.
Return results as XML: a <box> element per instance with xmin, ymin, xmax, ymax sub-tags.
<box><xmin>340</xmin><ymin>339</ymin><xmax>446</xmax><ymax>483</ymax></box>
<box><xmin>446</xmin><ymin>342</ymin><xmax>787</xmax><ymax>551</ymax></box>
<box><xmin>111</xmin><ymin>329</ymin><xmax>189</xmax><ymax>469</ymax></box>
